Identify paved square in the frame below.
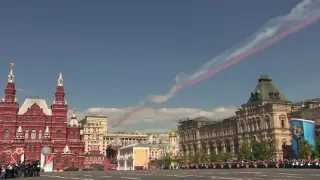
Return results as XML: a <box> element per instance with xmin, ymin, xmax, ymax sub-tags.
<box><xmin>35</xmin><ymin>169</ymin><xmax>320</xmax><ymax>180</ymax></box>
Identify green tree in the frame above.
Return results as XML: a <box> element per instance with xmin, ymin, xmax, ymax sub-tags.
<box><xmin>316</xmin><ymin>130</ymin><xmax>320</xmax><ymax>157</ymax></box>
<box><xmin>218</xmin><ymin>153</ymin><xmax>229</xmax><ymax>161</ymax></box>
<box><xmin>237</xmin><ymin>141</ymin><xmax>253</xmax><ymax>160</ymax></box>
<box><xmin>190</xmin><ymin>150</ymin><xmax>207</xmax><ymax>163</ymax></box>
<box><xmin>252</xmin><ymin>140</ymin><xmax>272</xmax><ymax>160</ymax></box>
<box><xmin>299</xmin><ymin>140</ymin><xmax>314</xmax><ymax>159</ymax></box>
<box><xmin>209</xmin><ymin>151</ymin><xmax>218</xmax><ymax>162</ymax></box>
<box><xmin>173</xmin><ymin>156</ymin><xmax>184</xmax><ymax>164</ymax></box>
<box><xmin>157</xmin><ymin>154</ymin><xmax>172</xmax><ymax>166</ymax></box>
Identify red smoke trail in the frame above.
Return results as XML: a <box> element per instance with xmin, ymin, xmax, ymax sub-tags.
<box><xmin>111</xmin><ymin>105</ymin><xmax>153</xmax><ymax>127</ymax></box>
<box><xmin>112</xmin><ymin>12</ymin><xmax>320</xmax><ymax>128</ymax></box>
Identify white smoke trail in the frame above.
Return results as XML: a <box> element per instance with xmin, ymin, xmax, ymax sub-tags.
<box><xmin>148</xmin><ymin>0</ymin><xmax>320</xmax><ymax>103</ymax></box>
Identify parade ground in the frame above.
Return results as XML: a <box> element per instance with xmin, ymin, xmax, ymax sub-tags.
<box><xmin>37</xmin><ymin>168</ymin><xmax>320</xmax><ymax>180</ymax></box>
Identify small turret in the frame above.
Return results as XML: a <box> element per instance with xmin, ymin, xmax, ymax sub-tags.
<box><xmin>62</xmin><ymin>144</ymin><xmax>72</xmax><ymax>154</ymax></box>
<box><xmin>69</xmin><ymin>108</ymin><xmax>79</xmax><ymax>127</ymax></box>
<box><xmin>43</xmin><ymin>126</ymin><xmax>51</xmax><ymax>139</ymax></box>
<box><xmin>14</xmin><ymin>126</ymin><xmax>24</xmax><ymax>139</ymax></box>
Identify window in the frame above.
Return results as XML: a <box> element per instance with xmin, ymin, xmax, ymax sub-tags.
<box><xmin>4</xmin><ymin>129</ymin><xmax>9</xmax><ymax>139</ymax></box>
<box><xmin>279</xmin><ymin>115</ymin><xmax>286</xmax><ymax>129</ymax></box>
<box><xmin>31</xmin><ymin>129</ymin><xmax>36</xmax><ymax>139</ymax></box>
<box><xmin>281</xmin><ymin>120</ymin><xmax>285</xmax><ymax>129</ymax></box>
<box><xmin>265</xmin><ymin>116</ymin><xmax>271</xmax><ymax>129</ymax></box>
<box><xmin>71</xmin><ymin>132</ymin><xmax>75</xmax><ymax>139</ymax></box>
<box><xmin>56</xmin><ymin>130</ymin><xmax>61</xmax><ymax>138</ymax></box>
<box><xmin>25</xmin><ymin>130</ymin><xmax>29</xmax><ymax>139</ymax></box>
<box><xmin>55</xmin><ymin>156</ymin><xmax>61</xmax><ymax>164</ymax></box>
<box><xmin>38</xmin><ymin>130</ymin><xmax>42</xmax><ymax>139</ymax></box>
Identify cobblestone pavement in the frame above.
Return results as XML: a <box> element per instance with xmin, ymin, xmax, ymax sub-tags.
<box><xmin>33</xmin><ymin>168</ymin><xmax>320</xmax><ymax>180</ymax></box>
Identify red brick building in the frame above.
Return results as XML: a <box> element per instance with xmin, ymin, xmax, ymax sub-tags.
<box><xmin>0</xmin><ymin>63</ymin><xmax>85</xmax><ymax>171</ymax></box>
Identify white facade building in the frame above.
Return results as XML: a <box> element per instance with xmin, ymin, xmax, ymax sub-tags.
<box><xmin>117</xmin><ymin>144</ymin><xmax>150</xmax><ymax>170</ymax></box>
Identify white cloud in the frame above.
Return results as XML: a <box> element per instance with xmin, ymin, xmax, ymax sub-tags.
<box><xmin>68</xmin><ymin>106</ymin><xmax>238</xmax><ymax>131</ymax></box>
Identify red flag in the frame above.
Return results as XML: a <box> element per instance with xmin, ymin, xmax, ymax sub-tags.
<box><xmin>10</xmin><ymin>155</ymin><xmax>16</xmax><ymax>164</ymax></box>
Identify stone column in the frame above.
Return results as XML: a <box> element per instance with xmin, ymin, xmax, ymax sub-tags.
<box><xmin>190</xmin><ymin>144</ymin><xmax>195</xmax><ymax>155</ymax></box>
<box><xmin>223</xmin><ymin>143</ymin><xmax>226</xmax><ymax>153</ymax></box>
<box><xmin>206</xmin><ymin>142</ymin><xmax>210</xmax><ymax>155</ymax></box>
<box><xmin>230</xmin><ymin>140</ymin><xmax>235</xmax><ymax>155</ymax></box>
<box><xmin>214</xmin><ymin>143</ymin><xmax>218</xmax><ymax>154</ymax></box>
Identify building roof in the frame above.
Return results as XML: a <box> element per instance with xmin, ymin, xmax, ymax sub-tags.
<box><xmin>246</xmin><ymin>75</ymin><xmax>290</xmax><ymax>106</ymax></box>
<box><xmin>119</xmin><ymin>143</ymin><xmax>150</xmax><ymax>150</ymax></box>
<box><xmin>18</xmin><ymin>98</ymin><xmax>52</xmax><ymax>115</ymax></box>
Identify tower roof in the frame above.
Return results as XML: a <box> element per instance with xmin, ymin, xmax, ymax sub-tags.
<box><xmin>246</xmin><ymin>75</ymin><xmax>289</xmax><ymax>106</ymax></box>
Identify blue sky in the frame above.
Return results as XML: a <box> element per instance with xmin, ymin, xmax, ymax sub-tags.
<box><xmin>0</xmin><ymin>0</ymin><xmax>319</xmax><ymax>131</ymax></box>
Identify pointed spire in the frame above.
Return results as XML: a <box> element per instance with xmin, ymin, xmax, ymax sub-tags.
<box><xmin>2</xmin><ymin>62</ymin><xmax>17</xmax><ymax>103</ymax></box>
<box><xmin>45</xmin><ymin>126</ymin><xmax>50</xmax><ymax>133</ymax></box>
<box><xmin>58</xmin><ymin>71</ymin><xmax>63</xmax><ymax>87</ymax></box>
<box><xmin>17</xmin><ymin>126</ymin><xmax>22</xmax><ymax>133</ymax></box>
<box><xmin>69</xmin><ymin>108</ymin><xmax>79</xmax><ymax>127</ymax></box>
<box><xmin>72</xmin><ymin>108</ymin><xmax>76</xmax><ymax>118</ymax></box>
<box><xmin>8</xmin><ymin>62</ymin><xmax>14</xmax><ymax>83</ymax></box>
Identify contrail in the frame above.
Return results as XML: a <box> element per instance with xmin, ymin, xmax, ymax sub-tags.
<box><xmin>111</xmin><ymin>0</ymin><xmax>320</xmax><ymax>127</ymax></box>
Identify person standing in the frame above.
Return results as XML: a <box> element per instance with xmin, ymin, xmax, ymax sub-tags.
<box><xmin>36</xmin><ymin>161</ymin><xmax>40</xmax><ymax>176</ymax></box>
<box><xmin>19</xmin><ymin>162</ymin><xmax>25</xmax><ymax>178</ymax></box>
<box><xmin>1</xmin><ymin>166</ymin><xmax>6</xmax><ymax>179</ymax></box>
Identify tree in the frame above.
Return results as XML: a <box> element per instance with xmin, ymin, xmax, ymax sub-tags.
<box><xmin>299</xmin><ymin>140</ymin><xmax>315</xmax><ymax>159</ymax></box>
<box><xmin>237</xmin><ymin>141</ymin><xmax>252</xmax><ymax>160</ymax></box>
<box><xmin>157</xmin><ymin>154</ymin><xmax>172</xmax><ymax>167</ymax></box>
<box><xmin>173</xmin><ymin>156</ymin><xmax>184</xmax><ymax>164</ymax></box>
<box><xmin>218</xmin><ymin>153</ymin><xmax>229</xmax><ymax>161</ymax></box>
<box><xmin>209</xmin><ymin>151</ymin><xmax>218</xmax><ymax>162</ymax></box>
<box><xmin>316</xmin><ymin>130</ymin><xmax>320</xmax><ymax>157</ymax></box>
<box><xmin>252</xmin><ymin>140</ymin><xmax>272</xmax><ymax>160</ymax></box>
<box><xmin>190</xmin><ymin>150</ymin><xmax>207</xmax><ymax>163</ymax></box>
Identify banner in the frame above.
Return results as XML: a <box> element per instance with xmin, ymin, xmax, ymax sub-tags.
<box><xmin>41</xmin><ymin>153</ymin><xmax>53</xmax><ymax>172</ymax></box>
<box><xmin>21</xmin><ymin>154</ymin><xmax>24</xmax><ymax>163</ymax></box>
<box><xmin>290</xmin><ymin>118</ymin><xmax>316</xmax><ymax>158</ymax></box>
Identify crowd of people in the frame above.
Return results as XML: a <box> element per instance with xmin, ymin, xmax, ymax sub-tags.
<box><xmin>165</xmin><ymin>159</ymin><xmax>320</xmax><ymax>169</ymax></box>
<box><xmin>0</xmin><ymin>161</ymin><xmax>40</xmax><ymax>179</ymax></box>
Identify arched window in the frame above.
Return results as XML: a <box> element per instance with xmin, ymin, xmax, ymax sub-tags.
<box><xmin>56</xmin><ymin>130</ymin><xmax>61</xmax><ymax>138</ymax></box>
<box><xmin>282</xmin><ymin>139</ymin><xmax>287</xmax><ymax>146</ymax></box>
<box><xmin>31</xmin><ymin>130</ymin><xmax>36</xmax><ymax>139</ymax></box>
<box><xmin>265</xmin><ymin>116</ymin><xmax>271</xmax><ymax>129</ymax></box>
<box><xmin>279</xmin><ymin>115</ymin><xmax>286</xmax><ymax>129</ymax></box>
<box><xmin>25</xmin><ymin>130</ymin><xmax>29</xmax><ymax>139</ymax></box>
<box><xmin>71</xmin><ymin>132</ymin><xmax>75</xmax><ymax>139</ymax></box>
<box><xmin>256</xmin><ymin>118</ymin><xmax>261</xmax><ymax>130</ymax></box>
<box><xmin>4</xmin><ymin>129</ymin><xmax>9</xmax><ymax>139</ymax></box>
<box><xmin>38</xmin><ymin>130</ymin><xmax>42</xmax><ymax>139</ymax></box>
<box><xmin>241</xmin><ymin>123</ymin><xmax>245</xmax><ymax>133</ymax></box>
<box><xmin>55</xmin><ymin>156</ymin><xmax>61</xmax><ymax>164</ymax></box>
